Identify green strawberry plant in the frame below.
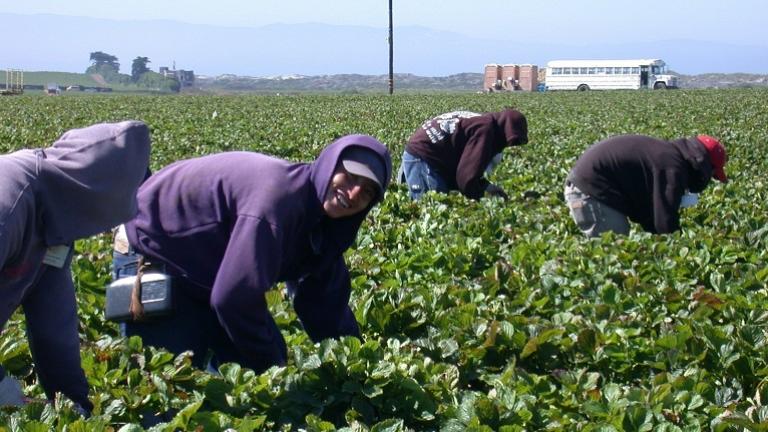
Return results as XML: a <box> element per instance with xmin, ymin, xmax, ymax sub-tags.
<box><xmin>1</xmin><ymin>88</ymin><xmax>767</xmax><ymax>430</ymax></box>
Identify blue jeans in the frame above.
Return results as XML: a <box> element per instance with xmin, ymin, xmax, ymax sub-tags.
<box><xmin>564</xmin><ymin>181</ymin><xmax>630</xmax><ymax>237</ymax></box>
<box><xmin>111</xmin><ymin>250</ymin><xmax>247</xmax><ymax>372</ymax></box>
<box><xmin>399</xmin><ymin>150</ymin><xmax>450</xmax><ymax>200</ymax></box>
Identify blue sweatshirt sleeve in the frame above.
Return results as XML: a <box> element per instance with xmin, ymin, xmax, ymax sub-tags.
<box><xmin>289</xmin><ymin>256</ymin><xmax>361</xmax><ymax>342</ymax></box>
<box><xmin>22</xmin><ymin>261</ymin><xmax>92</xmax><ymax>411</ymax></box>
<box><xmin>209</xmin><ymin>216</ymin><xmax>288</xmax><ymax>372</ymax></box>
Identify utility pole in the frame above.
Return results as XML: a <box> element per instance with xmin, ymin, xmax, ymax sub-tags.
<box><xmin>388</xmin><ymin>0</ymin><xmax>394</xmax><ymax>94</ymax></box>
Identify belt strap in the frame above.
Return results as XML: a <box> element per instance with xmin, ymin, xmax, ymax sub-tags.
<box><xmin>130</xmin><ymin>255</ymin><xmax>150</xmax><ymax>321</ymax></box>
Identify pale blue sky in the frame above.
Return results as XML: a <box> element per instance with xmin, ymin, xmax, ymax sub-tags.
<box><xmin>5</xmin><ymin>0</ymin><xmax>766</xmax><ymax>45</ymax></box>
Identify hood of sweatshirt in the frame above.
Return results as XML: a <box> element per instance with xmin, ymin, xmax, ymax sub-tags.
<box><xmin>37</xmin><ymin>121</ymin><xmax>151</xmax><ymax>245</ymax></box>
<box><xmin>491</xmin><ymin>108</ymin><xmax>529</xmax><ymax>147</ymax></box>
<box><xmin>309</xmin><ymin>134</ymin><xmax>392</xmax><ymax>253</ymax></box>
<box><xmin>671</xmin><ymin>136</ymin><xmax>713</xmax><ymax>193</ymax></box>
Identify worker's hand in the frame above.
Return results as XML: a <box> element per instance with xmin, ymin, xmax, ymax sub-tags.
<box><xmin>73</xmin><ymin>402</ymin><xmax>91</xmax><ymax>418</ymax></box>
<box><xmin>485</xmin><ymin>183</ymin><xmax>509</xmax><ymax>200</ymax></box>
<box><xmin>0</xmin><ymin>376</ymin><xmax>25</xmax><ymax>406</ymax></box>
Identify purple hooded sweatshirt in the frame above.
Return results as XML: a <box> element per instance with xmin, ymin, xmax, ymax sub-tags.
<box><xmin>0</xmin><ymin>121</ymin><xmax>151</xmax><ymax>410</ymax></box>
<box><xmin>405</xmin><ymin>108</ymin><xmax>528</xmax><ymax>199</ymax></box>
<box><xmin>124</xmin><ymin>134</ymin><xmax>392</xmax><ymax>371</ymax></box>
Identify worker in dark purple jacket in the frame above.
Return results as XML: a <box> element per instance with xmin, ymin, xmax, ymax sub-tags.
<box><xmin>400</xmin><ymin>108</ymin><xmax>528</xmax><ymax>200</ymax></box>
<box><xmin>565</xmin><ymin>134</ymin><xmax>728</xmax><ymax>236</ymax></box>
<box><xmin>0</xmin><ymin>121</ymin><xmax>151</xmax><ymax>410</ymax></box>
<box><xmin>112</xmin><ymin>134</ymin><xmax>392</xmax><ymax>374</ymax></box>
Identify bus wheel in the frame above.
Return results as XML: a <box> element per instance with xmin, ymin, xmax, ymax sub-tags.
<box><xmin>577</xmin><ymin>84</ymin><xmax>590</xmax><ymax>91</ymax></box>
<box><xmin>654</xmin><ymin>82</ymin><xmax>667</xmax><ymax>90</ymax></box>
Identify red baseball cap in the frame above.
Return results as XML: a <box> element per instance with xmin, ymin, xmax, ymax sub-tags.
<box><xmin>697</xmin><ymin>135</ymin><xmax>727</xmax><ymax>183</ymax></box>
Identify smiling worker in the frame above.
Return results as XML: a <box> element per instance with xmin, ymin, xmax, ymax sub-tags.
<box><xmin>111</xmin><ymin>134</ymin><xmax>391</xmax><ymax>373</ymax></box>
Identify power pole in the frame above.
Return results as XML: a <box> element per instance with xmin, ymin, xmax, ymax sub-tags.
<box><xmin>388</xmin><ymin>0</ymin><xmax>394</xmax><ymax>94</ymax></box>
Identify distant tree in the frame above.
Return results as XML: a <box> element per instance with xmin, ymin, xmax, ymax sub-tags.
<box><xmin>89</xmin><ymin>51</ymin><xmax>120</xmax><ymax>70</ymax></box>
<box><xmin>131</xmin><ymin>57</ymin><xmax>151</xmax><ymax>82</ymax></box>
<box><xmin>137</xmin><ymin>71</ymin><xmax>180</xmax><ymax>93</ymax></box>
<box><xmin>86</xmin><ymin>51</ymin><xmax>122</xmax><ymax>82</ymax></box>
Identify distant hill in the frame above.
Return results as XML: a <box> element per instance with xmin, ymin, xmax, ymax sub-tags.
<box><xmin>1</xmin><ymin>13</ymin><xmax>767</xmax><ymax>77</ymax></box>
<box><xmin>16</xmin><ymin>71</ymin><xmax>104</xmax><ymax>87</ymax></box>
<box><xmin>194</xmin><ymin>72</ymin><xmax>768</xmax><ymax>93</ymax></box>
<box><xmin>194</xmin><ymin>73</ymin><xmax>484</xmax><ymax>93</ymax></box>
<box><xmin>678</xmin><ymin>73</ymin><xmax>768</xmax><ymax>89</ymax></box>
<box><xmin>6</xmin><ymin>71</ymin><xmax>180</xmax><ymax>93</ymax></box>
<box><xmin>6</xmin><ymin>70</ymin><xmax>766</xmax><ymax>94</ymax></box>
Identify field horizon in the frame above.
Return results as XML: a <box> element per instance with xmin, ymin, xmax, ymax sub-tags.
<box><xmin>1</xmin><ymin>88</ymin><xmax>767</xmax><ymax>430</ymax></box>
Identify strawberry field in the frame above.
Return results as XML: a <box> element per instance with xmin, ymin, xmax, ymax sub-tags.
<box><xmin>1</xmin><ymin>89</ymin><xmax>768</xmax><ymax>431</ymax></box>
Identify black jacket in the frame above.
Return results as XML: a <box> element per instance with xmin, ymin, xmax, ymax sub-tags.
<box><xmin>568</xmin><ymin>135</ymin><xmax>713</xmax><ymax>233</ymax></box>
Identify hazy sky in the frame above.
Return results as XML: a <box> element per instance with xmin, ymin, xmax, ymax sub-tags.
<box><xmin>5</xmin><ymin>0</ymin><xmax>766</xmax><ymax>45</ymax></box>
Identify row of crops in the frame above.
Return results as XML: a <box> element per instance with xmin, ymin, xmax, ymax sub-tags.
<box><xmin>1</xmin><ymin>89</ymin><xmax>767</xmax><ymax>431</ymax></box>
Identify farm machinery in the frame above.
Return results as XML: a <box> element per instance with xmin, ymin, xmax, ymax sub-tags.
<box><xmin>1</xmin><ymin>69</ymin><xmax>24</xmax><ymax>95</ymax></box>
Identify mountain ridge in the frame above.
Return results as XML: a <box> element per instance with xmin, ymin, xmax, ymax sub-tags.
<box><xmin>193</xmin><ymin>72</ymin><xmax>768</xmax><ymax>93</ymax></box>
<box><xmin>1</xmin><ymin>13</ymin><xmax>767</xmax><ymax>77</ymax></box>
<box><xmin>12</xmin><ymin>70</ymin><xmax>768</xmax><ymax>94</ymax></box>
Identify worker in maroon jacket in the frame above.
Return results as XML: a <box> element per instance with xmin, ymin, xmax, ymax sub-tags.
<box><xmin>564</xmin><ymin>134</ymin><xmax>728</xmax><ymax>236</ymax></box>
<box><xmin>400</xmin><ymin>108</ymin><xmax>528</xmax><ymax>200</ymax></box>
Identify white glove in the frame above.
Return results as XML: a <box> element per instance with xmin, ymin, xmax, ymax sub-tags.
<box><xmin>0</xmin><ymin>376</ymin><xmax>26</xmax><ymax>406</ymax></box>
<box><xmin>680</xmin><ymin>191</ymin><xmax>699</xmax><ymax>208</ymax></box>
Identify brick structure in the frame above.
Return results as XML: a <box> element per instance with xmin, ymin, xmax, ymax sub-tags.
<box><xmin>482</xmin><ymin>63</ymin><xmax>539</xmax><ymax>92</ymax></box>
<box><xmin>518</xmin><ymin>64</ymin><xmax>539</xmax><ymax>92</ymax></box>
<box><xmin>501</xmin><ymin>64</ymin><xmax>520</xmax><ymax>90</ymax></box>
<box><xmin>483</xmin><ymin>64</ymin><xmax>502</xmax><ymax>91</ymax></box>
